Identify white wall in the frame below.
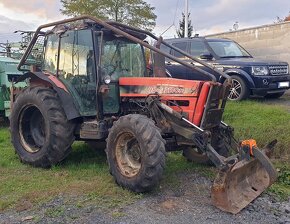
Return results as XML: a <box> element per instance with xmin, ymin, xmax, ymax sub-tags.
<box><xmin>206</xmin><ymin>21</ymin><xmax>290</xmax><ymax>65</ymax></box>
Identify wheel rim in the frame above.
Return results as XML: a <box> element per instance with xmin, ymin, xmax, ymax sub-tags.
<box><xmin>229</xmin><ymin>79</ymin><xmax>242</xmax><ymax>100</ymax></box>
<box><xmin>115</xmin><ymin>132</ymin><xmax>141</xmax><ymax>178</ymax></box>
<box><xmin>19</xmin><ymin>105</ymin><xmax>46</xmax><ymax>153</ymax></box>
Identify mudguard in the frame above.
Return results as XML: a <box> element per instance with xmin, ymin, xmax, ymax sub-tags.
<box><xmin>16</xmin><ymin>72</ymin><xmax>80</xmax><ymax>120</ymax></box>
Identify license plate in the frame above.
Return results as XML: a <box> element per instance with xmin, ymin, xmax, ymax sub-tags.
<box><xmin>278</xmin><ymin>82</ymin><xmax>289</xmax><ymax>88</ymax></box>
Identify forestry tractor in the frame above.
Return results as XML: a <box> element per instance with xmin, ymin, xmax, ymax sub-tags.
<box><xmin>10</xmin><ymin>16</ymin><xmax>278</xmax><ymax>214</ymax></box>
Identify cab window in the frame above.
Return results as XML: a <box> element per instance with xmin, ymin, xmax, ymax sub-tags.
<box><xmin>101</xmin><ymin>39</ymin><xmax>145</xmax><ymax>81</ymax></box>
<box><xmin>58</xmin><ymin>29</ymin><xmax>97</xmax><ymax>116</ymax></box>
<box><xmin>43</xmin><ymin>34</ymin><xmax>59</xmax><ymax>74</ymax></box>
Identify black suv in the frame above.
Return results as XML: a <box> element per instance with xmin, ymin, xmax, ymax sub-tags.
<box><xmin>161</xmin><ymin>37</ymin><xmax>290</xmax><ymax>100</ymax></box>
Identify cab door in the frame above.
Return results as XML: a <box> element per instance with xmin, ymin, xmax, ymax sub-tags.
<box><xmin>99</xmin><ymin>37</ymin><xmax>146</xmax><ymax>115</ymax></box>
<box><xmin>56</xmin><ymin>29</ymin><xmax>97</xmax><ymax>116</ymax></box>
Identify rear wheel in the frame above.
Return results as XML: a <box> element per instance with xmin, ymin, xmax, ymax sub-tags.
<box><xmin>10</xmin><ymin>87</ymin><xmax>75</xmax><ymax>167</ymax></box>
<box><xmin>106</xmin><ymin>114</ymin><xmax>166</xmax><ymax>192</ymax></box>
<box><xmin>228</xmin><ymin>75</ymin><xmax>249</xmax><ymax>101</ymax></box>
<box><xmin>265</xmin><ymin>92</ymin><xmax>284</xmax><ymax>99</ymax></box>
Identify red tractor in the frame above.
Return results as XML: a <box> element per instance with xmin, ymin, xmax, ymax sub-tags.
<box><xmin>10</xmin><ymin>16</ymin><xmax>277</xmax><ymax>214</ymax></box>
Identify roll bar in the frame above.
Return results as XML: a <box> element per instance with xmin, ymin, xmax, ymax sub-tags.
<box><xmin>18</xmin><ymin>15</ymin><xmax>231</xmax><ymax>82</ymax></box>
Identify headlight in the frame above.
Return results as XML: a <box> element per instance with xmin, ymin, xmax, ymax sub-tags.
<box><xmin>251</xmin><ymin>66</ymin><xmax>269</xmax><ymax>76</ymax></box>
<box><xmin>103</xmin><ymin>75</ymin><xmax>111</xmax><ymax>84</ymax></box>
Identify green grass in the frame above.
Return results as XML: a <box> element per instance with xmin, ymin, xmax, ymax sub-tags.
<box><xmin>223</xmin><ymin>100</ymin><xmax>290</xmax><ymax>199</ymax></box>
<box><xmin>0</xmin><ymin>128</ymin><xmax>140</xmax><ymax>211</ymax></box>
<box><xmin>0</xmin><ymin>99</ymin><xmax>289</xmax><ymax>211</ymax></box>
<box><xmin>0</xmin><ymin>127</ymin><xmax>210</xmax><ymax>212</ymax></box>
<box><xmin>223</xmin><ymin>100</ymin><xmax>290</xmax><ymax>160</ymax></box>
<box><xmin>268</xmin><ymin>162</ymin><xmax>290</xmax><ymax>200</ymax></box>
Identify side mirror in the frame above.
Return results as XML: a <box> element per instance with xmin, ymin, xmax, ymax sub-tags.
<box><xmin>200</xmin><ymin>53</ymin><xmax>213</xmax><ymax>60</ymax></box>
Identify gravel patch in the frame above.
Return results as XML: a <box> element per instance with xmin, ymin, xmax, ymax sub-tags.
<box><xmin>0</xmin><ymin>172</ymin><xmax>289</xmax><ymax>224</ymax></box>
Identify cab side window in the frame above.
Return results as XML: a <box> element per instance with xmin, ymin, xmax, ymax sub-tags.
<box><xmin>43</xmin><ymin>34</ymin><xmax>59</xmax><ymax>74</ymax></box>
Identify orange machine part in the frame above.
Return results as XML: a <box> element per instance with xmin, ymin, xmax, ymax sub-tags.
<box><xmin>192</xmin><ymin>82</ymin><xmax>211</xmax><ymax>126</ymax></box>
<box><xmin>160</xmin><ymin>96</ymin><xmax>198</xmax><ymax>122</ymax></box>
<box><xmin>119</xmin><ymin>77</ymin><xmax>212</xmax><ymax>127</ymax></box>
<box><xmin>119</xmin><ymin>77</ymin><xmax>203</xmax><ymax>97</ymax></box>
<box><xmin>241</xmin><ymin>139</ymin><xmax>257</xmax><ymax>156</ymax></box>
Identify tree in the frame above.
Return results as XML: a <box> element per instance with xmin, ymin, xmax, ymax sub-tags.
<box><xmin>176</xmin><ymin>12</ymin><xmax>193</xmax><ymax>38</ymax></box>
<box><xmin>274</xmin><ymin>11</ymin><xmax>290</xmax><ymax>23</ymax></box>
<box><xmin>60</xmin><ymin>0</ymin><xmax>157</xmax><ymax>31</ymax></box>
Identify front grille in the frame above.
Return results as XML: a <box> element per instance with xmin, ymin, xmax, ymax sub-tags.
<box><xmin>269</xmin><ymin>65</ymin><xmax>289</xmax><ymax>75</ymax></box>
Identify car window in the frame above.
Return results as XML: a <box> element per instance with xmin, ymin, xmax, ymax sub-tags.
<box><xmin>160</xmin><ymin>44</ymin><xmax>171</xmax><ymax>54</ymax></box>
<box><xmin>208</xmin><ymin>41</ymin><xmax>251</xmax><ymax>58</ymax></box>
<box><xmin>190</xmin><ymin>41</ymin><xmax>208</xmax><ymax>57</ymax></box>
<box><xmin>171</xmin><ymin>42</ymin><xmax>188</xmax><ymax>58</ymax></box>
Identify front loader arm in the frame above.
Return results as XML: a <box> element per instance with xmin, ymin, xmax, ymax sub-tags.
<box><xmin>148</xmin><ymin>97</ymin><xmax>278</xmax><ymax>214</ymax></box>
<box><xmin>147</xmin><ymin>96</ymin><xmax>231</xmax><ymax>169</ymax></box>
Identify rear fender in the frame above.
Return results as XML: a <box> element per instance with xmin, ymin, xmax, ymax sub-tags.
<box><xmin>17</xmin><ymin>72</ymin><xmax>80</xmax><ymax>120</ymax></box>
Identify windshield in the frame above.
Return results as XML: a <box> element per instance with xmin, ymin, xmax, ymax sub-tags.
<box><xmin>101</xmin><ymin>39</ymin><xmax>146</xmax><ymax>81</ymax></box>
<box><xmin>207</xmin><ymin>40</ymin><xmax>251</xmax><ymax>58</ymax></box>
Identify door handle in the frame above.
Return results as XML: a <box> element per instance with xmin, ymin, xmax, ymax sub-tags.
<box><xmin>166</xmin><ymin>62</ymin><xmax>172</xmax><ymax>66</ymax></box>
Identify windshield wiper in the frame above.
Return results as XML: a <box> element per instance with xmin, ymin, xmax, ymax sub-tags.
<box><xmin>220</xmin><ymin>55</ymin><xmax>251</xmax><ymax>58</ymax></box>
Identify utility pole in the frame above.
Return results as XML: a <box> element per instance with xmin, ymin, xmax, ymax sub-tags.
<box><xmin>184</xmin><ymin>0</ymin><xmax>189</xmax><ymax>38</ymax></box>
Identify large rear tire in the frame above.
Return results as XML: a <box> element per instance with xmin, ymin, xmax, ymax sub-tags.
<box><xmin>10</xmin><ymin>87</ymin><xmax>75</xmax><ymax>168</ymax></box>
<box><xmin>106</xmin><ymin>114</ymin><xmax>166</xmax><ymax>193</ymax></box>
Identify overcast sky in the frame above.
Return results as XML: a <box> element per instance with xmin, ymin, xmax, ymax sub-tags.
<box><xmin>0</xmin><ymin>0</ymin><xmax>289</xmax><ymax>42</ymax></box>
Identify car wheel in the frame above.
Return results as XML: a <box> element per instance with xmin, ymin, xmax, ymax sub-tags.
<box><xmin>228</xmin><ymin>75</ymin><xmax>249</xmax><ymax>101</ymax></box>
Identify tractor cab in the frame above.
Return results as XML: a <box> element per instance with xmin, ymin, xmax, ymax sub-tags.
<box><xmin>18</xmin><ymin>20</ymin><xmax>148</xmax><ymax>118</ymax></box>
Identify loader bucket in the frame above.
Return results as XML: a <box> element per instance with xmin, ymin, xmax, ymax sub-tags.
<box><xmin>211</xmin><ymin>147</ymin><xmax>277</xmax><ymax>214</ymax></box>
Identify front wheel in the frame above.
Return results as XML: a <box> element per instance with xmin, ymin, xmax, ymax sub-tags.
<box><xmin>10</xmin><ymin>87</ymin><xmax>75</xmax><ymax>167</ymax></box>
<box><xmin>228</xmin><ymin>75</ymin><xmax>250</xmax><ymax>101</ymax></box>
<box><xmin>106</xmin><ymin>114</ymin><xmax>166</xmax><ymax>193</ymax></box>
